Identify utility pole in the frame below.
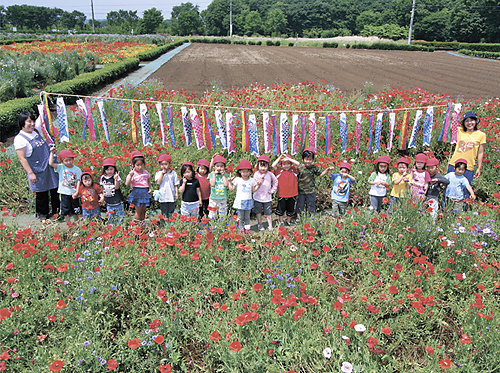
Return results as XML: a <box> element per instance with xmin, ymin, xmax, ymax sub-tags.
<box><xmin>407</xmin><ymin>0</ymin><xmax>416</xmax><ymax>45</ymax></box>
<box><xmin>229</xmin><ymin>0</ymin><xmax>233</xmax><ymax>38</ymax></box>
<box><xmin>91</xmin><ymin>0</ymin><xmax>95</xmax><ymax>33</ymax></box>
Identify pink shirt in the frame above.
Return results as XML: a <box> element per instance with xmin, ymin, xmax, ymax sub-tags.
<box><xmin>253</xmin><ymin>170</ymin><xmax>278</xmax><ymax>203</ymax></box>
<box><xmin>130</xmin><ymin>170</ymin><xmax>150</xmax><ymax>188</ymax></box>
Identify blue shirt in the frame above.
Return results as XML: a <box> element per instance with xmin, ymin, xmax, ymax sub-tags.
<box><xmin>330</xmin><ymin>173</ymin><xmax>355</xmax><ymax>202</ymax></box>
<box><xmin>445</xmin><ymin>172</ymin><xmax>470</xmax><ymax>201</ymax></box>
<box><xmin>55</xmin><ymin>164</ymin><xmax>82</xmax><ymax>195</ymax></box>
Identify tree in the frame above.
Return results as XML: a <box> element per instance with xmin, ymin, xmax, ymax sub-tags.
<box><xmin>356</xmin><ymin>10</ymin><xmax>382</xmax><ymax>33</ymax></box>
<box><xmin>61</xmin><ymin>10</ymin><xmax>86</xmax><ymax>30</ymax></box>
<box><xmin>201</xmin><ymin>0</ymin><xmax>246</xmax><ymax>36</ymax></box>
<box><xmin>414</xmin><ymin>9</ymin><xmax>450</xmax><ymax>41</ymax></box>
<box><xmin>449</xmin><ymin>9</ymin><xmax>485</xmax><ymax>42</ymax></box>
<box><xmin>142</xmin><ymin>8</ymin><xmax>163</xmax><ymax>34</ymax></box>
<box><xmin>171</xmin><ymin>3</ymin><xmax>203</xmax><ymax>35</ymax></box>
<box><xmin>0</xmin><ymin>6</ymin><xmax>6</xmax><ymax>29</ymax></box>
<box><xmin>264</xmin><ymin>8</ymin><xmax>287</xmax><ymax>36</ymax></box>
<box><xmin>106</xmin><ymin>10</ymin><xmax>139</xmax><ymax>33</ymax></box>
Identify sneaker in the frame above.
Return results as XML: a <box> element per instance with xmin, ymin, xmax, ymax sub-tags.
<box><xmin>280</xmin><ymin>222</ymin><xmax>285</xmax><ymax>227</ymax></box>
<box><xmin>258</xmin><ymin>224</ymin><xmax>265</xmax><ymax>231</ymax></box>
<box><xmin>268</xmin><ymin>223</ymin><xmax>273</xmax><ymax>230</ymax></box>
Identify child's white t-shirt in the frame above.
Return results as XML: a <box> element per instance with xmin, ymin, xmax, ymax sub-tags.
<box><xmin>155</xmin><ymin>170</ymin><xmax>179</xmax><ymax>203</ymax></box>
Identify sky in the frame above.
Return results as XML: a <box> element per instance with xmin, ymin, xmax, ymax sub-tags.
<box><xmin>2</xmin><ymin>0</ymin><xmax>212</xmax><ymax>20</ymax></box>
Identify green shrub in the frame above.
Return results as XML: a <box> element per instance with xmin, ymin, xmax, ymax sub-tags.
<box><xmin>458</xmin><ymin>43</ymin><xmax>500</xmax><ymax>52</ymax></box>
<box><xmin>135</xmin><ymin>40</ymin><xmax>186</xmax><ymax>61</ymax></box>
<box><xmin>256</xmin><ymin>41</ymin><xmax>262</xmax><ymax>45</ymax></box>
<box><xmin>233</xmin><ymin>40</ymin><xmax>247</xmax><ymax>45</ymax></box>
<box><xmin>248</xmin><ymin>41</ymin><xmax>256</xmax><ymax>45</ymax></box>
<box><xmin>458</xmin><ymin>49</ymin><xmax>500</xmax><ymax>59</ymax></box>
<box><xmin>346</xmin><ymin>43</ymin><xmax>351</xmax><ymax>49</ymax></box>
<box><xmin>322</xmin><ymin>42</ymin><xmax>339</xmax><ymax>48</ymax></box>
<box><xmin>288</xmin><ymin>42</ymin><xmax>294</xmax><ymax>47</ymax></box>
<box><xmin>351</xmin><ymin>42</ymin><xmax>434</xmax><ymax>52</ymax></box>
<box><xmin>266</xmin><ymin>40</ymin><xmax>274</xmax><ymax>46</ymax></box>
<box><xmin>0</xmin><ymin>96</ymin><xmax>40</xmax><ymax>141</ymax></box>
<box><xmin>274</xmin><ymin>41</ymin><xmax>281</xmax><ymax>46</ymax></box>
<box><xmin>414</xmin><ymin>41</ymin><xmax>460</xmax><ymax>50</ymax></box>
<box><xmin>0</xmin><ymin>38</ymin><xmax>45</xmax><ymax>45</ymax></box>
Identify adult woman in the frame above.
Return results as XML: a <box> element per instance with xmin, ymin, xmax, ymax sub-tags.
<box><xmin>448</xmin><ymin>111</ymin><xmax>486</xmax><ymax>198</ymax></box>
<box><xmin>14</xmin><ymin>112</ymin><xmax>60</xmax><ymax>221</ymax></box>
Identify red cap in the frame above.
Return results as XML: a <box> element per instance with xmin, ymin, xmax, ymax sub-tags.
<box><xmin>415</xmin><ymin>153</ymin><xmax>428</xmax><ymax>163</ymax></box>
<box><xmin>58</xmin><ymin>149</ymin><xmax>77</xmax><ymax>161</ymax></box>
<box><xmin>197</xmin><ymin>159</ymin><xmax>210</xmax><ymax>168</ymax></box>
<box><xmin>130</xmin><ymin>150</ymin><xmax>143</xmax><ymax>163</ymax></box>
<box><xmin>397</xmin><ymin>157</ymin><xmax>410</xmax><ymax>165</ymax></box>
<box><xmin>258</xmin><ymin>154</ymin><xmax>270</xmax><ymax>163</ymax></box>
<box><xmin>455</xmin><ymin>158</ymin><xmax>467</xmax><ymax>166</ymax></box>
<box><xmin>375</xmin><ymin>155</ymin><xmax>390</xmax><ymax>164</ymax></box>
<box><xmin>81</xmin><ymin>171</ymin><xmax>93</xmax><ymax>181</ymax></box>
<box><xmin>339</xmin><ymin>161</ymin><xmax>352</xmax><ymax>171</ymax></box>
<box><xmin>103</xmin><ymin>158</ymin><xmax>116</xmax><ymax>167</ymax></box>
<box><xmin>158</xmin><ymin>154</ymin><xmax>172</xmax><ymax>163</ymax></box>
<box><xmin>280</xmin><ymin>154</ymin><xmax>293</xmax><ymax>163</ymax></box>
<box><xmin>236</xmin><ymin>160</ymin><xmax>252</xmax><ymax>170</ymax></box>
<box><xmin>427</xmin><ymin>158</ymin><xmax>439</xmax><ymax>166</ymax></box>
<box><xmin>182</xmin><ymin>162</ymin><xmax>194</xmax><ymax>167</ymax></box>
<box><xmin>213</xmin><ymin>155</ymin><xmax>226</xmax><ymax>165</ymax></box>
<box><xmin>304</xmin><ymin>147</ymin><xmax>316</xmax><ymax>154</ymax></box>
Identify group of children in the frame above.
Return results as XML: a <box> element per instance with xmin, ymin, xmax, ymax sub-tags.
<box><xmin>46</xmin><ymin>145</ymin><xmax>474</xmax><ymax>227</ymax></box>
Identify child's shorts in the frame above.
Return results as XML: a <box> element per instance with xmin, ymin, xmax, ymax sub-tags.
<box><xmin>107</xmin><ymin>203</ymin><xmax>124</xmax><ymax>225</ymax></box>
<box><xmin>181</xmin><ymin>201</ymin><xmax>199</xmax><ymax>217</ymax></box>
<box><xmin>253</xmin><ymin>201</ymin><xmax>272</xmax><ymax>216</ymax></box>
<box><xmin>128</xmin><ymin>187</ymin><xmax>151</xmax><ymax>207</ymax></box>
<box><xmin>296</xmin><ymin>192</ymin><xmax>316</xmax><ymax>214</ymax></box>
<box><xmin>83</xmin><ymin>207</ymin><xmax>101</xmax><ymax>220</ymax></box>
<box><xmin>160</xmin><ymin>201</ymin><xmax>176</xmax><ymax>217</ymax></box>
<box><xmin>60</xmin><ymin>194</ymin><xmax>81</xmax><ymax>216</ymax></box>
<box><xmin>275</xmin><ymin>197</ymin><xmax>296</xmax><ymax>217</ymax></box>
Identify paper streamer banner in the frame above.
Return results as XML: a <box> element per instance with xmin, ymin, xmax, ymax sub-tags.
<box><xmin>85</xmin><ymin>98</ymin><xmax>98</xmax><ymax>141</ymax></box>
<box><xmin>248</xmin><ymin>113</ymin><xmax>259</xmax><ymax>155</ymax></box>
<box><xmin>140</xmin><ymin>103</ymin><xmax>152</xmax><ymax>146</ymax></box>
<box><xmin>340</xmin><ymin>112</ymin><xmax>347</xmax><ymax>153</ymax></box>
<box><xmin>355</xmin><ymin>113</ymin><xmax>362</xmax><ymax>154</ymax></box>
<box><xmin>181</xmin><ymin>106</ymin><xmax>193</xmax><ymax>147</ymax></box>
<box><xmin>167</xmin><ymin>106</ymin><xmax>177</xmax><ymax>148</ymax></box>
<box><xmin>291</xmin><ymin>114</ymin><xmax>299</xmax><ymax>155</ymax></box>
<box><xmin>450</xmin><ymin>103</ymin><xmax>462</xmax><ymax>144</ymax></box>
<box><xmin>367</xmin><ymin>114</ymin><xmax>374</xmax><ymax>153</ymax></box>
<box><xmin>129</xmin><ymin>101</ymin><xmax>138</xmax><ymax>144</ymax></box>
<box><xmin>308</xmin><ymin>113</ymin><xmax>317</xmax><ymax>152</ymax></box>
<box><xmin>226</xmin><ymin>112</ymin><xmax>235</xmax><ymax>154</ymax></box>
<box><xmin>438</xmin><ymin>103</ymin><xmax>452</xmax><ymax>142</ymax></box>
<box><xmin>280</xmin><ymin>113</ymin><xmax>289</xmax><ymax>154</ymax></box>
<box><xmin>241</xmin><ymin>111</ymin><xmax>250</xmax><ymax>152</ymax></box>
<box><xmin>325</xmin><ymin>115</ymin><xmax>331</xmax><ymax>154</ymax></box>
<box><xmin>373</xmin><ymin>112</ymin><xmax>383</xmax><ymax>153</ymax></box>
<box><xmin>422</xmin><ymin>106</ymin><xmax>434</xmax><ymax>146</ymax></box>
<box><xmin>272</xmin><ymin>115</ymin><xmax>279</xmax><ymax>155</ymax></box>
<box><xmin>56</xmin><ymin>97</ymin><xmax>70</xmax><ymax>143</ymax></box>
<box><xmin>76</xmin><ymin>99</ymin><xmax>88</xmax><ymax>140</ymax></box>
<box><xmin>387</xmin><ymin>112</ymin><xmax>396</xmax><ymax>152</ymax></box>
<box><xmin>263</xmin><ymin>113</ymin><xmax>272</xmax><ymax>154</ymax></box>
<box><xmin>407</xmin><ymin>110</ymin><xmax>423</xmax><ymax>149</ymax></box>
<box><xmin>97</xmin><ymin>101</ymin><xmax>110</xmax><ymax>143</ymax></box>
<box><xmin>214</xmin><ymin>109</ymin><xmax>227</xmax><ymax>149</ymax></box>
<box><xmin>155</xmin><ymin>103</ymin><xmax>167</xmax><ymax>145</ymax></box>
<box><xmin>201</xmin><ymin>111</ymin><xmax>213</xmax><ymax>151</ymax></box>
<box><xmin>300</xmin><ymin>115</ymin><xmax>307</xmax><ymax>152</ymax></box>
<box><xmin>399</xmin><ymin>111</ymin><xmax>410</xmax><ymax>150</ymax></box>
<box><xmin>43</xmin><ymin>93</ymin><xmax>58</xmax><ymax>137</ymax></box>
<box><xmin>37</xmin><ymin>104</ymin><xmax>55</xmax><ymax>145</ymax></box>
<box><xmin>190</xmin><ymin>108</ymin><xmax>205</xmax><ymax>150</ymax></box>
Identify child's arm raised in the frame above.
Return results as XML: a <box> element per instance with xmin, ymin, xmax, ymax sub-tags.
<box><xmin>179</xmin><ymin>177</ymin><xmax>187</xmax><ymax>194</ymax></box>
<box><xmin>227</xmin><ymin>173</ymin><xmax>235</xmax><ymax>191</ymax></box>
<box><xmin>271</xmin><ymin>155</ymin><xmax>282</xmax><ymax>169</ymax></box>
<box><xmin>209</xmin><ymin>172</ymin><xmax>216</xmax><ymax>187</ymax></box>
<box><xmin>48</xmin><ymin>147</ymin><xmax>57</xmax><ymax>169</ymax></box>
<box><xmin>320</xmin><ymin>166</ymin><xmax>334</xmax><ymax>177</ymax></box>
<box><xmin>114</xmin><ymin>173</ymin><xmax>121</xmax><ymax>189</ymax></box>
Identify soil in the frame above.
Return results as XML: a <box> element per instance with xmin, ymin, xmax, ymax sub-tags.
<box><xmin>150</xmin><ymin>43</ymin><xmax>500</xmax><ymax>100</ymax></box>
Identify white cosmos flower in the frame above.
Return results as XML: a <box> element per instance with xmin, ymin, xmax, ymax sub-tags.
<box><xmin>323</xmin><ymin>347</ymin><xmax>332</xmax><ymax>359</ymax></box>
<box><xmin>341</xmin><ymin>362</ymin><xmax>353</xmax><ymax>373</ymax></box>
<box><xmin>354</xmin><ymin>324</ymin><xmax>366</xmax><ymax>333</ymax></box>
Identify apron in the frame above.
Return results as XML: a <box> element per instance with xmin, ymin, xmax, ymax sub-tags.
<box><xmin>18</xmin><ymin>130</ymin><xmax>59</xmax><ymax>193</ymax></box>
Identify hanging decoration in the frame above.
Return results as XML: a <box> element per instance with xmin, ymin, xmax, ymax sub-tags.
<box><xmin>300</xmin><ymin>115</ymin><xmax>307</xmax><ymax>152</ymax></box>
<box><xmin>214</xmin><ymin>109</ymin><xmax>227</xmax><ymax>150</ymax></box>
<box><xmin>181</xmin><ymin>106</ymin><xmax>193</xmax><ymax>147</ymax></box>
<box><xmin>325</xmin><ymin>115</ymin><xmax>331</xmax><ymax>155</ymax></box>
<box><xmin>387</xmin><ymin>112</ymin><xmax>396</xmax><ymax>152</ymax></box>
<box><xmin>367</xmin><ymin>114</ymin><xmax>374</xmax><ymax>154</ymax></box>
<box><xmin>43</xmin><ymin>93</ymin><xmax>58</xmax><ymax>137</ymax></box>
<box><xmin>438</xmin><ymin>103</ymin><xmax>452</xmax><ymax>142</ymax></box>
<box><xmin>291</xmin><ymin>114</ymin><xmax>299</xmax><ymax>156</ymax></box>
<box><xmin>407</xmin><ymin>109</ymin><xmax>423</xmax><ymax>149</ymax></box>
<box><xmin>355</xmin><ymin>113</ymin><xmax>362</xmax><ymax>154</ymax></box>
<box><xmin>139</xmin><ymin>103</ymin><xmax>152</xmax><ymax>146</ymax></box>
<box><xmin>450</xmin><ymin>103</ymin><xmax>462</xmax><ymax>144</ymax></box>
<box><xmin>241</xmin><ymin>111</ymin><xmax>250</xmax><ymax>152</ymax></box>
<box><xmin>399</xmin><ymin>111</ymin><xmax>410</xmax><ymax>150</ymax></box>
<box><xmin>37</xmin><ymin>104</ymin><xmax>55</xmax><ymax>146</ymax></box>
<box><xmin>280</xmin><ymin>113</ymin><xmax>289</xmax><ymax>154</ymax></box>
<box><xmin>201</xmin><ymin>111</ymin><xmax>213</xmax><ymax>151</ymax></box>
<box><xmin>263</xmin><ymin>112</ymin><xmax>272</xmax><ymax>154</ymax></box>
<box><xmin>272</xmin><ymin>115</ymin><xmax>279</xmax><ymax>155</ymax></box>
<box><xmin>248</xmin><ymin>113</ymin><xmax>259</xmax><ymax>155</ymax></box>
<box><xmin>155</xmin><ymin>103</ymin><xmax>167</xmax><ymax>146</ymax></box>
<box><xmin>97</xmin><ymin>101</ymin><xmax>110</xmax><ymax>143</ymax></box>
<box><xmin>130</xmin><ymin>101</ymin><xmax>138</xmax><ymax>144</ymax></box>
<box><xmin>339</xmin><ymin>112</ymin><xmax>347</xmax><ymax>153</ymax></box>
<box><xmin>226</xmin><ymin>112</ymin><xmax>235</xmax><ymax>154</ymax></box>
<box><xmin>308</xmin><ymin>113</ymin><xmax>317</xmax><ymax>153</ymax></box>
<box><xmin>167</xmin><ymin>106</ymin><xmax>177</xmax><ymax>148</ymax></box>
<box><xmin>422</xmin><ymin>106</ymin><xmax>434</xmax><ymax>146</ymax></box>
<box><xmin>56</xmin><ymin>97</ymin><xmax>70</xmax><ymax>143</ymax></box>
<box><xmin>189</xmin><ymin>108</ymin><xmax>205</xmax><ymax>150</ymax></box>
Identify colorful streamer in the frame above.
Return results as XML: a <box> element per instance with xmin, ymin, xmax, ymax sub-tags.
<box><xmin>407</xmin><ymin>109</ymin><xmax>423</xmax><ymax>149</ymax></box>
<box><xmin>248</xmin><ymin>114</ymin><xmax>259</xmax><ymax>155</ymax></box>
<box><xmin>263</xmin><ymin>113</ymin><xmax>272</xmax><ymax>154</ymax></box>
<box><xmin>308</xmin><ymin>113</ymin><xmax>317</xmax><ymax>153</ymax></box>
<box><xmin>189</xmin><ymin>108</ymin><xmax>205</xmax><ymax>150</ymax></box>
<box><xmin>422</xmin><ymin>106</ymin><xmax>434</xmax><ymax>146</ymax></box>
<box><xmin>399</xmin><ymin>111</ymin><xmax>410</xmax><ymax>150</ymax></box>
<box><xmin>225</xmin><ymin>112</ymin><xmax>235</xmax><ymax>154</ymax></box>
<box><xmin>387</xmin><ymin>112</ymin><xmax>396</xmax><ymax>152</ymax></box>
<box><xmin>140</xmin><ymin>103</ymin><xmax>152</xmax><ymax>146</ymax></box>
<box><xmin>325</xmin><ymin>115</ymin><xmax>331</xmax><ymax>154</ymax></box>
<box><xmin>339</xmin><ymin>112</ymin><xmax>347</xmax><ymax>153</ymax></box>
<box><xmin>438</xmin><ymin>103</ymin><xmax>452</xmax><ymax>142</ymax></box>
<box><xmin>181</xmin><ymin>106</ymin><xmax>193</xmax><ymax>147</ymax></box>
<box><xmin>373</xmin><ymin>113</ymin><xmax>383</xmax><ymax>153</ymax></box>
<box><xmin>355</xmin><ymin>113</ymin><xmax>362</xmax><ymax>154</ymax></box>
<box><xmin>272</xmin><ymin>115</ymin><xmax>279</xmax><ymax>155</ymax></box>
<box><xmin>279</xmin><ymin>113</ymin><xmax>289</xmax><ymax>154</ymax></box>
<box><xmin>167</xmin><ymin>106</ymin><xmax>177</xmax><ymax>148</ymax></box>
<box><xmin>43</xmin><ymin>93</ymin><xmax>57</xmax><ymax>137</ymax></box>
<box><xmin>37</xmin><ymin>104</ymin><xmax>55</xmax><ymax>146</ymax></box>
<box><xmin>241</xmin><ymin>111</ymin><xmax>250</xmax><ymax>152</ymax></box>
<box><xmin>201</xmin><ymin>111</ymin><xmax>213</xmax><ymax>151</ymax></box>
<box><xmin>367</xmin><ymin>114</ymin><xmax>374</xmax><ymax>154</ymax></box>
<box><xmin>291</xmin><ymin>114</ymin><xmax>299</xmax><ymax>156</ymax></box>
<box><xmin>155</xmin><ymin>103</ymin><xmax>167</xmax><ymax>146</ymax></box>
<box><xmin>56</xmin><ymin>97</ymin><xmax>70</xmax><ymax>143</ymax></box>
<box><xmin>85</xmin><ymin>98</ymin><xmax>98</xmax><ymax>141</ymax></box>
<box><xmin>300</xmin><ymin>115</ymin><xmax>307</xmax><ymax>152</ymax></box>
<box><xmin>76</xmin><ymin>99</ymin><xmax>88</xmax><ymax>140</ymax></box>
<box><xmin>450</xmin><ymin>103</ymin><xmax>462</xmax><ymax>144</ymax></box>
<box><xmin>130</xmin><ymin>101</ymin><xmax>138</xmax><ymax>144</ymax></box>
<box><xmin>214</xmin><ymin>109</ymin><xmax>227</xmax><ymax>149</ymax></box>
<box><xmin>97</xmin><ymin>101</ymin><xmax>110</xmax><ymax>143</ymax></box>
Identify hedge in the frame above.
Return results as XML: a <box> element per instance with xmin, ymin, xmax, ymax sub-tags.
<box><xmin>190</xmin><ymin>38</ymin><xmax>231</xmax><ymax>44</ymax></box>
<box><xmin>135</xmin><ymin>40</ymin><xmax>186</xmax><ymax>61</ymax></box>
<box><xmin>233</xmin><ymin>40</ymin><xmax>247</xmax><ymax>45</ymax></box>
<box><xmin>458</xmin><ymin>43</ymin><xmax>500</xmax><ymax>53</ymax></box>
<box><xmin>323</xmin><ymin>42</ymin><xmax>339</xmax><ymax>48</ymax></box>
<box><xmin>0</xmin><ymin>38</ymin><xmax>45</xmax><ymax>45</ymax></box>
<box><xmin>413</xmin><ymin>41</ymin><xmax>460</xmax><ymax>50</ymax></box>
<box><xmin>458</xmin><ymin>49</ymin><xmax>500</xmax><ymax>59</ymax></box>
<box><xmin>351</xmin><ymin>42</ymin><xmax>434</xmax><ymax>52</ymax></box>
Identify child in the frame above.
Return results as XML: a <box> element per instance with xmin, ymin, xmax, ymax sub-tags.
<box><xmin>368</xmin><ymin>155</ymin><xmax>392</xmax><ymax>213</ymax></box>
<box><xmin>208</xmin><ymin>155</ymin><xmax>230</xmax><ymax>220</ymax></box>
<box><xmin>100</xmin><ymin>158</ymin><xmax>124</xmax><ymax>225</ymax></box>
<box><xmin>388</xmin><ymin>157</ymin><xmax>412</xmax><ymax>214</ymax></box>
<box><xmin>228</xmin><ymin>160</ymin><xmax>261</xmax><ymax>234</ymax></box>
<box><xmin>179</xmin><ymin>162</ymin><xmax>202</xmax><ymax>218</ymax></box>
<box><xmin>75</xmin><ymin>172</ymin><xmax>104</xmax><ymax>220</ymax></box>
<box><xmin>322</xmin><ymin>161</ymin><xmax>356</xmax><ymax>217</ymax></box>
<box><xmin>155</xmin><ymin>154</ymin><xmax>179</xmax><ymax>221</ymax></box>
<box><xmin>196</xmin><ymin>159</ymin><xmax>211</xmax><ymax>221</ymax></box>
<box><xmin>272</xmin><ymin>154</ymin><xmax>300</xmax><ymax>226</ymax></box>
<box><xmin>253</xmin><ymin>154</ymin><xmax>278</xmax><ymax>231</ymax></box>
<box><xmin>125</xmin><ymin>151</ymin><xmax>152</xmax><ymax>222</ymax></box>
<box><xmin>296</xmin><ymin>148</ymin><xmax>322</xmax><ymax>216</ymax></box>
<box><xmin>425</xmin><ymin>157</ymin><xmax>449</xmax><ymax>218</ymax></box>
<box><xmin>410</xmin><ymin>153</ymin><xmax>431</xmax><ymax>202</ymax></box>
<box><xmin>49</xmin><ymin>148</ymin><xmax>81</xmax><ymax>222</ymax></box>
<box><xmin>445</xmin><ymin>158</ymin><xmax>476</xmax><ymax>212</ymax></box>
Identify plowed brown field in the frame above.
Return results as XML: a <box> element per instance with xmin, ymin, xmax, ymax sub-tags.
<box><xmin>150</xmin><ymin>43</ymin><xmax>500</xmax><ymax>100</ymax></box>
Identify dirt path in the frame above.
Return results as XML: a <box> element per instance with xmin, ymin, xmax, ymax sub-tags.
<box><xmin>150</xmin><ymin>44</ymin><xmax>500</xmax><ymax>100</ymax></box>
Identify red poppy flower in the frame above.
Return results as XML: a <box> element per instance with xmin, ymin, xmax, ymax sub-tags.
<box><xmin>381</xmin><ymin>327</ymin><xmax>392</xmax><ymax>335</ymax></box>
<box><xmin>366</xmin><ymin>336</ymin><xmax>378</xmax><ymax>348</ymax></box>
<box><xmin>0</xmin><ymin>308</ymin><xmax>11</xmax><ymax>319</ymax></box>
<box><xmin>439</xmin><ymin>358</ymin><xmax>452</xmax><ymax>369</ymax></box>
<box><xmin>47</xmin><ymin>314</ymin><xmax>56</xmax><ymax>322</ymax></box>
<box><xmin>210</xmin><ymin>331</ymin><xmax>221</xmax><ymax>341</ymax></box>
<box><xmin>460</xmin><ymin>334</ymin><xmax>471</xmax><ymax>344</ymax></box>
<box><xmin>159</xmin><ymin>363</ymin><xmax>172</xmax><ymax>373</ymax></box>
<box><xmin>128</xmin><ymin>338</ymin><xmax>141</xmax><ymax>349</ymax></box>
<box><xmin>56</xmin><ymin>300</ymin><xmax>67</xmax><ymax>309</ymax></box>
<box><xmin>230</xmin><ymin>340</ymin><xmax>242</xmax><ymax>352</ymax></box>
<box><xmin>107</xmin><ymin>359</ymin><xmax>118</xmax><ymax>370</ymax></box>
<box><xmin>49</xmin><ymin>360</ymin><xmax>64</xmax><ymax>372</ymax></box>
<box><xmin>426</xmin><ymin>346</ymin><xmax>434</xmax><ymax>355</ymax></box>
<box><xmin>252</xmin><ymin>283</ymin><xmax>262</xmax><ymax>292</ymax></box>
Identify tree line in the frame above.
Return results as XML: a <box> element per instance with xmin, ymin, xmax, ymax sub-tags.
<box><xmin>1</xmin><ymin>0</ymin><xmax>500</xmax><ymax>43</ymax></box>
